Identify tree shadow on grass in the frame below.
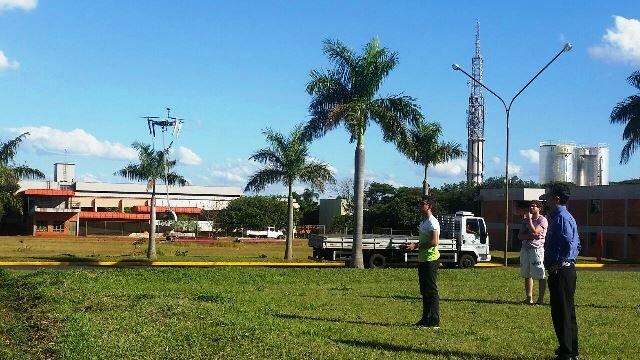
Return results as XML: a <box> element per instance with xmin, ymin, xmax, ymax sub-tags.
<box><xmin>273</xmin><ymin>313</ymin><xmax>408</xmax><ymax>327</ymax></box>
<box><xmin>333</xmin><ymin>339</ymin><xmax>533</xmax><ymax>360</ymax></box>
<box><xmin>363</xmin><ymin>295</ymin><xmax>632</xmax><ymax>309</ymax></box>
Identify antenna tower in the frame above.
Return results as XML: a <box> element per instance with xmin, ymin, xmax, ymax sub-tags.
<box><xmin>466</xmin><ymin>20</ymin><xmax>486</xmax><ymax>184</ymax></box>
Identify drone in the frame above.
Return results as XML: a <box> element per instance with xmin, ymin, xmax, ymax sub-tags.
<box><xmin>143</xmin><ymin>107</ymin><xmax>184</xmax><ymax>138</ymax></box>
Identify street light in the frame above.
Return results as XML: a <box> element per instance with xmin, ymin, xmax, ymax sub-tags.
<box><xmin>453</xmin><ymin>43</ymin><xmax>572</xmax><ymax>267</ymax></box>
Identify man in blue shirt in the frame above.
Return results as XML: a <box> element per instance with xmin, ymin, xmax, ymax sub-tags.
<box><xmin>540</xmin><ymin>184</ymin><xmax>581</xmax><ymax>360</ymax></box>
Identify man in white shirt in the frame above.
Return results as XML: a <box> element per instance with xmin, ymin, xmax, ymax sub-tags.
<box><xmin>405</xmin><ymin>195</ymin><xmax>440</xmax><ymax>328</ymax></box>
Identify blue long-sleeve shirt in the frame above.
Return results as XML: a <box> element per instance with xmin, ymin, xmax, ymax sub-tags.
<box><xmin>544</xmin><ymin>205</ymin><xmax>581</xmax><ymax>268</ymax></box>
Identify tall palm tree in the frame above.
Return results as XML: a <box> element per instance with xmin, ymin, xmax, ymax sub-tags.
<box><xmin>0</xmin><ymin>133</ymin><xmax>45</xmax><ymax>223</ymax></box>
<box><xmin>398</xmin><ymin>121</ymin><xmax>464</xmax><ymax>195</ymax></box>
<box><xmin>610</xmin><ymin>70</ymin><xmax>640</xmax><ymax>164</ymax></box>
<box><xmin>245</xmin><ymin>126</ymin><xmax>335</xmax><ymax>260</ymax></box>
<box><xmin>115</xmin><ymin>142</ymin><xmax>188</xmax><ymax>260</ymax></box>
<box><xmin>304</xmin><ymin>38</ymin><xmax>423</xmax><ymax>268</ymax></box>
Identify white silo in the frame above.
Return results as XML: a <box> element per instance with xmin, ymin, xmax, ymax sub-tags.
<box><xmin>586</xmin><ymin>144</ymin><xmax>609</xmax><ymax>185</ymax></box>
<box><xmin>574</xmin><ymin>146</ymin><xmax>589</xmax><ymax>186</ymax></box>
<box><xmin>538</xmin><ymin>141</ymin><xmax>575</xmax><ymax>184</ymax></box>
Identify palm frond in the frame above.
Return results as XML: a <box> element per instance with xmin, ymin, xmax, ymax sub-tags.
<box><xmin>11</xmin><ymin>165</ymin><xmax>45</xmax><ymax>180</ymax></box>
<box><xmin>249</xmin><ymin>148</ymin><xmax>284</xmax><ymax>167</ymax></box>
<box><xmin>298</xmin><ymin>161</ymin><xmax>336</xmax><ymax>193</ymax></box>
<box><xmin>0</xmin><ymin>132</ymin><xmax>29</xmax><ymax>165</ymax></box>
<box><xmin>244</xmin><ymin>168</ymin><xmax>286</xmax><ymax>192</ymax></box>
<box><xmin>166</xmin><ymin>172</ymin><xmax>189</xmax><ymax>186</ymax></box>
<box><xmin>114</xmin><ymin>164</ymin><xmax>149</xmax><ymax>182</ymax></box>
<box><xmin>321</xmin><ymin>39</ymin><xmax>356</xmax><ymax>82</ymax></box>
<box><xmin>610</xmin><ymin>95</ymin><xmax>640</xmax><ymax>125</ymax></box>
<box><xmin>370</xmin><ymin>95</ymin><xmax>423</xmax><ymax>143</ymax></box>
<box><xmin>627</xmin><ymin>71</ymin><xmax>640</xmax><ymax>90</ymax></box>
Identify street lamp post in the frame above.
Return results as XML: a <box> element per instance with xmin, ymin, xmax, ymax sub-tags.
<box><xmin>453</xmin><ymin>42</ymin><xmax>572</xmax><ymax>267</ymax></box>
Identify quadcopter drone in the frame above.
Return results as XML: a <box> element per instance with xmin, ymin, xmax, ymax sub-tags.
<box><xmin>143</xmin><ymin>107</ymin><xmax>184</xmax><ymax>138</ymax></box>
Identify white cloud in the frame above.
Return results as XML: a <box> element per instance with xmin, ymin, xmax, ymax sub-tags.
<box><xmin>589</xmin><ymin>16</ymin><xmax>640</xmax><ymax>65</ymax></box>
<box><xmin>491</xmin><ymin>156</ymin><xmax>501</xmax><ymax>165</ymax></box>
<box><xmin>80</xmin><ymin>173</ymin><xmax>100</xmax><ymax>182</ymax></box>
<box><xmin>519</xmin><ymin>149</ymin><xmax>540</xmax><ymax>164</ymax></box>
<box><xmin>8</xmin><ymin>126</ymin><xmax>138</xmax><ymax>160</ymax></box>
<box><xmin>0</xmin><ymin>0</ymin><xmax>36</xmax><ymax>12</ymax></box>
<box><xmin>205</xmin><ymin>158</ymin><xmax>260</xmax><ymax>187</ymax></box>
<box><xmin>174</xmin><ymin>146</ymin><xmax>202</xmax><ymax>166</ymax></box>
<box><xmin>508</xmin><ymin>163</ymin><xmax>522</xmax><ymax>176</ymax></box>
<box><xmin>0</xmin><ymin>51</ymin><xmax>19</xmax><ymax>71</ymax></box>
<box><xmin>431</xmin><ymin>158</ymin><xmax>467</xmax><ymax>178</ymax></box>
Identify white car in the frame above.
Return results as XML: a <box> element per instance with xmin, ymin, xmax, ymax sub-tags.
<box><xmin>245</xmin><ymin>227</ymin><xmax>285</xmax><ymax>239</ymax></box>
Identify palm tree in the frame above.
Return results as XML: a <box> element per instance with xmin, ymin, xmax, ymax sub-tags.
<box><xmin>610</xmin><ymin>70</ymin><xmax>640</xmax><ymax>164</ymax></box>
<box><xmin>115</xmin><ymin>142</ymin><xmax>188</xmax><ymax>260</ymax></box>
<box><xmin>0</xmin><ymin>133</ymin><xmax>45</xmax><ymax>223</ymax></box>
<box><xmin>398</xmin><ymin>121</ymin><xmax>464</xmax><ymax>195</ymax></box>
<box><xmin>245</xmin><ymin>126</ymin><xmax>335</xmax><ymax>260</ymax></box>
<box><xmin>1</xmin><ymin>132</ymin><xmax>45</xmax><ymax>180</ymax></box>
<box><xmin>304</xmin><ymin>38</ymin><xmax>423</xmax><ymax>268</ymax></box>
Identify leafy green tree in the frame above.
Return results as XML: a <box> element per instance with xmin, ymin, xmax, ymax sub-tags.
<box><xmin>0</xmin><ymin>133</ymin><xmax>45</xmax><ymax>226</ymax></box>
<box><xmin>304</xmin><ymin>38</ymin><xmax>423</xmax><ymax>268</ymax></box>
<box><xmin>431</xmin><ymin>181</ymin><xmax>480</xmax><ymax>215</ymax></box>
<box><xmin>610</xmin><ymin>70</ymin><xmax>640</xmax><ymax>164</ymax></box>
<box><xmin>397</xmin><ymin>121</ymin><xmax>464</xmax><ymax>195</ymax></box>
<box><xmin>293</xmin><ymin>188</ymin><xmax>320</xmax><ymax>225</ymax></box>
<box><xmin>482</xmin><ymin>176</ymin><xmax>540</xmax><ymax>189</ymax></box>
<box><xmin>115</xmin><ymin>142</ymin><xmax>188</xmax><ymax>260</ymax></box>
<box><xmin>245</xmin><ymin>127</ymin><xmax>335</xmax><ymax>260</ymax></box>
<box><xmin>218</xmin><ymin>196</ymin><xmax>291</xmax><ymax>233</ymax></box>
<box><xmin>365</xmin><ymin>182</ymin><xmax>396</xmax><ymax>207</ymax></box>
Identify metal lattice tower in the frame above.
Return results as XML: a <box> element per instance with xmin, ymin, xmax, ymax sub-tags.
<box><xmin>466</xmin><ymin>20</ymin><xmax>486</xmax><ymax>184</ymax></box>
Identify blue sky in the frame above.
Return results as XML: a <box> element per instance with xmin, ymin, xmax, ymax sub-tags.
<box><xmin>1</xmin><ymin>0</ymin><xmax>639</xmax><ymax>193</ymax></box>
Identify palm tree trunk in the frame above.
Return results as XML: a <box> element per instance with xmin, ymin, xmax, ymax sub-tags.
<box><xmin>422</xmin><ymin>165</ymin><xmax>429</xmax><ymax>196</ymax></box>
<box><xmin>351</xmin><ymin>131</ymin><xmax>365</xmax><ymax>269</ymax></box>
<box><xmin>285</xmin><ymin>182</ymin><xmax>294</xmax><ymax>260</ymax></box>
<box><xmin>147</xmin><ymin>180</ymin><xmax>157</xmax><ymax>260</ymax></box>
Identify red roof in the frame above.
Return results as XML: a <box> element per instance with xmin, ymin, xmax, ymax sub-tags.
<box><xmin>131</xmin><ymin>206</ymin><xmax>202</xmax><ymax>214</ymax></box>
<box><xmin>24</xmin><ymin>189</ymin><xmax>75</xmax><ymax>197</ymax></box>
<box><xmin>79</xmin><ymin>211</ymin><xmax>150</xmax><ymax>220</ymax></box>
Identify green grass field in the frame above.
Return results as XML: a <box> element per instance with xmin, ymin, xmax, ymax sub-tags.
<box><xmin>1</xmin><ymin>267</ymin><xmax>638</xmax><ymax>359</ymax></box>
<box><xmin>0</xmin><ymin>236</ymin><xmax>313</xmax><ymax>262</ymax></box>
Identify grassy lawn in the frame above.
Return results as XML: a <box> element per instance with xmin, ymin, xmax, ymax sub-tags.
<box><xmin>0</xmin><ymin>236</ymin><xmax>313</xmax><ymax>262</ymax></box>
<box><xmin>0</xmin><ymin>267</ymin><xmax>638</xmax><ymax>359</ymax></box>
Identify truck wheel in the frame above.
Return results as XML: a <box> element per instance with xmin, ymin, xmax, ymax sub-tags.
<box><xmin>368</xmin><ymin>253</ymin><xmax>387</xmax><ymax>269</ymax></box>
<box><xmin>459</xmin><ymin>254</ymin><xmax>476</xmax><ymax>268</ymax></box>
<box><xmin>277</xmin><ymin>235</ymin><xmax>284</xmax><ymax>239</ymax></box>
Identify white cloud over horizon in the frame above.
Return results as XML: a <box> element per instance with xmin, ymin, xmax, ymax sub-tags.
<box><xmin>174</xmin><ymin>146</ymin><xmax>202</xmax><ymax>166</ymax></box>
<box><xmin>0</xmin><ymin>51</ymin><xmax>19</xmax><ymax>72</ymax></box>
<box><xmin>8</xmin><ymin>126</ymin><xmax>138</xmax><ymax>160</ymax></box>
<box><xmin>0</xmin><ymin>0</ymin><xmax>36</xmax><ymax>12</ymax></box>
<box><xmin>519</xmin><ymin>149</ymin><xmax>540</xmax><ymax>164</ymax></box>
<box><xmin>589</xmin><ymin>15</ymin><xmax>640</xmax><ymax>65</ymax></box>
<box><xmin>431</xmin><ymin>158</ymin><xmax>467</xmax><ymax>179</ymax></box>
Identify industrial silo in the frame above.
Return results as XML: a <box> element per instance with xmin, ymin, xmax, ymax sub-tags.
<box><xmin>585</xmin><ymin>144</ymin><xmax>609</xmax><ymax>185</ymax></box>
<box><xmin>539</xmin><ymin>141</ymin><xmax>575</xmax><ymax>184</ymax></box>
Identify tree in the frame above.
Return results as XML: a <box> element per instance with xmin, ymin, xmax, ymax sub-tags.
<box><xmin>245</xmin><ymin>127</ymin><xmax>335</xmax><ymax>260</ymax></box>
<box><xmin>218</xmin><ymin>196</ymin><xmax>291</xmax><ymax>233</ymax></box>
<box><xmin>0</xmin><ymin>133</ymin><xmax>45</xmax><ymax>225</ymax></box>
<box><xmin>610</xmin><ymin>70</ymin><xmax>640</xmax><ymax>164</ymax></box>
<box><xmin>431</xmin><ymin>181</ymin><xmax>480</xmax><ymax>216</ymax></box>
<box><xmin>304</xmin><ymin>38</ymin><xmax>423</xmax><ymax>268</ymax></box>
<box><xmin>397</xmin><ymin>120</ymin><xmax>464</xmax><ymax>195</ymax></box>
<box><xmin>293</xmin><ymin>188</ymin><xmax>320</xmax><ymax>225</ymax></box>
<box><xmin>482</xmin><ymin>176</ymin><xmax>541</xmax><ymax>189</ymax></box>
<box><xmin>115</xmin><ymin>142</ymin><xmax>188</xmax><ymax>260</ymax></box>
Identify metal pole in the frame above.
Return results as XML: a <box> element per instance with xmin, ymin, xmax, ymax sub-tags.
<box><xmin>452</xmin><ymin>42</ymin><xmax>572</xmax><ymax>267</ymax></box>
<box><xmin>504</xmin><ymin>109</ymin><xmax>510</xmax><ymax>266</ymax></box>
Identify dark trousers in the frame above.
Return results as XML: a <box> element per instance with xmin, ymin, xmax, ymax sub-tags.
<box><xmin>418</xmin><ymin>261</ymin><xmax>439</xmax><ymax>325</ymax></box>
<box><xmin>548</xmin><ymin>265</ymin><xmax>578</xmax><ymax>358</ymax></box>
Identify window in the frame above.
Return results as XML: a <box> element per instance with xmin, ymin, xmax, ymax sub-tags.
<box><xmin>52</xmin><ymin>221</ymin><xmax>65</xmax><ymax>232</ymax></box>
<box><xmin>36</xmin><ymin>221</ymin><xmax>47</xmax><ymax>232</ymax></box>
